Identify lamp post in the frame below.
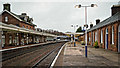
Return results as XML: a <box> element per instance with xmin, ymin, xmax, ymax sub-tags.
<box><xmin>75</xmin><ymin>4</ymin><xmax>97</xmax><ymax>57</ymax></box>
<box><xmin>71</xmin><ymin>25</ymin><xmax>78</xmax><ymax>47</ymax></box>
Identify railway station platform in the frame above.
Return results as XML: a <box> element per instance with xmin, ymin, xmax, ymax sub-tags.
<box><xmin>53</xmin><ymin>42</ymin><xmax>119</xmax><ymax>67</ymax></box>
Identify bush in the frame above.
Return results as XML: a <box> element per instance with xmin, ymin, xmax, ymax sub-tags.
<box><xmin>94</xmin><ymin>41</ymin><xmax>99</xmax><ymax>48</ymax></box>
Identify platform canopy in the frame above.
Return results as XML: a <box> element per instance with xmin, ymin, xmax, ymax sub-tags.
<box><xmin>65</xmin><ymin>32</ymin><xmax>84</xmax><ymax>37</ymax></box>
<box><xmin>0</xmin><ymin>22</ymin><xmax>57</xmax><ymax>37</ymax></box>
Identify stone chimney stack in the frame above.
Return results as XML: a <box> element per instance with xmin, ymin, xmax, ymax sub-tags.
<box><xmin>96</xmin><ymin>19</ymin><xmax>100</xmax><ymax>25</ymax></box>
<box><xmin>111</xmin><ymin>4</ymin><xmax>120</xmax><ymax>16</ymax></box>
<box><xmin>3</xmin><ymin>3</ymin><xmax>11</xmax><ymax>12</ymax></box>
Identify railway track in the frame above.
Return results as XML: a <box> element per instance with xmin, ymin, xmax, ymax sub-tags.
<box><xmin>2</xmin><ymin>43</ymin><xmax>48</xmax><ymax>61</ymax></box>
<box><xmin>32</xmin><ymin>42</ymin><xmax>63</xmax><ymax>68</ymax></box>
<box><xmin>2</xmin><ymin>42</ymin><xmax>66</xmax><ymax>67</ymax></box>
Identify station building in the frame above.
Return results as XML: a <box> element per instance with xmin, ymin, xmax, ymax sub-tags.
<box><xmin>84</xmin><ymin>4</ymin><xmax>120</xmax><ymax>52</ymax></box>
<box><xmin>0</xmin><ymin>3</ymin><xmax>56</xmax><ymax>48</ymax></box>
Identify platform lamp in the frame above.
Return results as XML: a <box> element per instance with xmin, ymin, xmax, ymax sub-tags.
<box><xmin>75</xmin><ymin>4</ymin><xmax>97</xmax><ymax>57</ymax></box>
<box><xmin>71</xmin><ymin>25</ymin><xmax>78</xmax><ymax>47</ymax></box>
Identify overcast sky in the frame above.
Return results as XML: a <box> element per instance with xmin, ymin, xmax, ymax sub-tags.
<box><xmin>0</xmin><ymin>0</ymin><xmax>119</xmax><ymax>33</ymax></box>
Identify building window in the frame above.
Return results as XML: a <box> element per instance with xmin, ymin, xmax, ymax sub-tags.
<box><xmin>112</xmin><ymin>26</ymin><xmax>114</xmax><ymax>44</ymax></box>
<box><xmin>26</xmin><ymin>26</ymin><xmax>28</xmax><ymax>29</ymax></box>
<box><xmin>5</xmin><ymin>16</ymin><xmax>8</xmax><ymax>22</ymax></box>
<box><xmin>9</xmin><ymin>36</ymin><xmax>12</xmax><ymax>44</ymax></box>
<box><xmin>101</xmin><ymin>29</ymin><xmax>103</xmax><ymax>43</ymax></box>
<box><xmin>95</xmin><ymin>32</ymin><xmax>97</xmax><ymax>42</ymax></box>
<box><xmin>106</xmin><ymin>28</ymin><xmax>108</xmax><ymax>34</ymax></box>
<box><xmin>93</xmin><ymin>32</ymin><xmax>94</xmax><ymax>43</ymax></box>
<box><xmin>23</xmin><ymin>25</ymin><xmax>25</xmax><ymax>28</ymax></box>
<box><xmin>2</xmin><ymin>35</ymin><xmax>5</xmax><ymax>47</ymax></box>
<box><xmin>89</xmin><ymin>36</ymin><xmax>90</xmax><ymax>42</ymax></box>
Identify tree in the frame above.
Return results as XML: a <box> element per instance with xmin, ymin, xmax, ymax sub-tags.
<box><xmin>76</xmin><ymin>26</ymin><xmax>83</xmax><ymax>32</ymax></box>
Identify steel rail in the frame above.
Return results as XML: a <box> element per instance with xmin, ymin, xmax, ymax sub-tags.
<box><xmin>32</xmin><ymin>43</ymin><xmax>65</xmax><ymax>68</ymax></box>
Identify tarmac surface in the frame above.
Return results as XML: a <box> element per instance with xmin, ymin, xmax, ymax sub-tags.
<box><xmin>54</xmin><ymin>42</ymin><xmax>119</xmax><ymax>68</ymax></box>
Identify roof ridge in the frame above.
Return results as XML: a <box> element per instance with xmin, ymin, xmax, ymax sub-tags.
<box><xmin>1</xmin><ymin>10</ymin><xmax>36</xmax><ymax>26</ymax></box>
<box><xmin>88</xmin><ymin>11</ymin><xmax>120</xmax><ymax>32</ymax></box>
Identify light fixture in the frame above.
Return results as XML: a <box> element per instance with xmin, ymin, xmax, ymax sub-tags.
<box><xmin>91</xmin><ymin>4</ymin><xmax>98</xmax><ymax>7</ymax></box>
<box><xmin>75</xmin><ymin>5</ymin><xmax>81</xmax><ymax>8</ymax></box>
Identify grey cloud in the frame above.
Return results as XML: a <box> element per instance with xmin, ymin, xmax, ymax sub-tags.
<box><xmin>0</xmin><ymin>2</ymin><xmax>119</xmax><ymax>32</ymax></box>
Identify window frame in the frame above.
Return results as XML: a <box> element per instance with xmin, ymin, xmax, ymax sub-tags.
<box><xmin>95</xmin><ymin>31</ymin><xmax>97</xmax><ymax>42</ymax></box>
<box><xmin>89</xmin><ymin>36</ymin><xmax>90</xmax><ymax>42</ymax></box>
<box><xmin>101</xmin><ymin>29</ymin><xmax>103</xmax><ymax>43</ymax></box>
<box><xmin>5</xmin><ymin>16</ymin><xmax>8</xmax><ymax>22</ymax></box>
<box><xmin>112</xmin><ymin>26</ymin><xmax>114</xmax><ymax>44</ymax></box>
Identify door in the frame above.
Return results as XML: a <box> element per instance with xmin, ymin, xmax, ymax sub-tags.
<box><xmin>118</xmin><ymin>25</ymin><xmax>120</xmax><ymax>52</ymax></box>
<box><xmin>105</xmin><ymin>28</ymin><xmax>108</xmax><ymax>49</ymax></box>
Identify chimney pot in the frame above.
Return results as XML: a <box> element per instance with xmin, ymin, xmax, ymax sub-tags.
<box><xmin>90</xmin><ymin>23</ymin><xmax>93</xmax><ymax>28</ymax></box>
<box><xmin>21</xmin><ymin>13</ymin><xmax>27</xmax><ymax>16</ymax></box>
<box><xmin>96</xmin><ymin>19</ymin><xmax>100</xmax><ymax>25</ymax></box>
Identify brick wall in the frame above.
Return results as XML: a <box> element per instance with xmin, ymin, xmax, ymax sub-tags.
<box><xmin>113</xmin><ymin>22</ymin><xmax>119</xmax><ymax>51</ymax></box>
<box><xmin>1</xmin><ymin>12</ymin><xmax>19</xmax><ymax>25</ymax></box>
<box><xmin>87</xmin><ymin>33</ymin><xmax>89</xmax><ymax>44</ymax></box>
<box><xmin>86</xmin><ymin>21</ymin><xmax>120</xmax><ymax>52</ymax></box>
<box><xmin>111</xmin><ymin>6</ymin><xmax>120</xmax><ymax>16</ymax></box>
<box><xmin>88</xmin><ymin>32</ymin><xmax>91</xmax><ymax>45</ymax></box>
<box><xmin>1</xmin><ymin>12</ymin><xmax>35</xmax><ymax>30</ymax></box>
<box><xmin>83</xmin><ymin>34</ymin><xmax>85</xmax><ymax>42</ymax></box>
<box><xmin>98</xmin><ymin>28</ymin><xmax>101</xmax><ymax>47</ymax></box>
<box><xmin>19</xmin><ymin>22</ymin><xmax>34</xmax><ymax>30</ymax></box>
<box><xmin>5</xmin><ymin>32</ymin><xmax>9</xmax><ymax>46</ymax></box>
<box><xmin>93</xmin><ymin>30</ymin><xmax>95</xmax><ymax>46</ymax></box>
<box><xmin>108</xmin><ymin>25</ymin><xmax>111</xmax><ymax>50</ymax></box>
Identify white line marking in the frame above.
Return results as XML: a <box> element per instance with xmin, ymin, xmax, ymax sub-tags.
<box><xmin>50</xmin><ymin>42</ymin><xmax>66</xmax><ymax>68</ymax></box>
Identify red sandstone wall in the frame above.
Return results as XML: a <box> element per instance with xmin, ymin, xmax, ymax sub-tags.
<box><xmin>1</xmin><ymin>12</ymin><xmax>35</xmax><ymax>30</ymax></box>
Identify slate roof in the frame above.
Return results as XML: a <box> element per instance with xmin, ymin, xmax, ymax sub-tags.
<box><xmin>1</xmin><ymin>10</ymin><xmax>36</xmax><ymax>26</ymax></box>
<box><xmin>88</xmin><ymin>11</ymin><xmax>120</xmax><ymax>32</ymax></box>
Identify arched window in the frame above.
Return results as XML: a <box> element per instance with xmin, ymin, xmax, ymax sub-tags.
<box><xmin>112</xmin><ymin>26</ymin><xmax>114</xmax><ymax>44</ymax></box>
<box><xmin>5</xmin><ymin>16</ymin><xmax>8</xmax><ymax>22</ymax></box>
<box><xmin>101</xmin><ymin>29</ymin><xmax>103</xmax><ymax>43</ymax></box>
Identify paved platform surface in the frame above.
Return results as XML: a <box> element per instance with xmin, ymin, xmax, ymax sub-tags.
<box><xmin>54</xmin><ymin>42</ymin><xmax>119</xmax><ymax>67</ymax></box>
